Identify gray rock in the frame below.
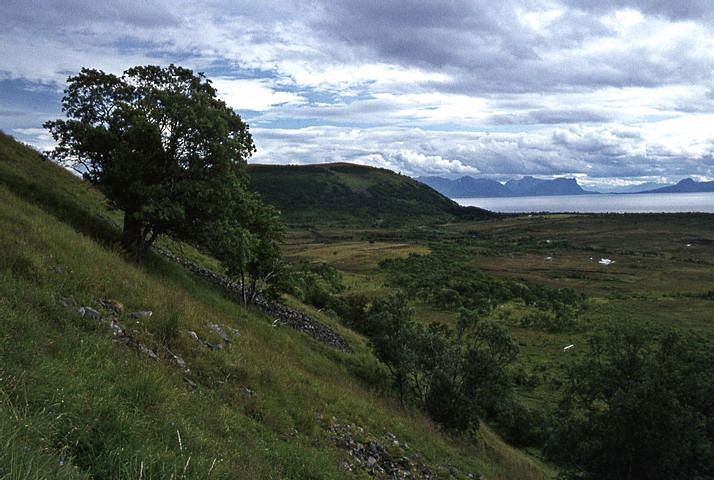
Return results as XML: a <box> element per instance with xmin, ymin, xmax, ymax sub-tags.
<box><xmin>137</xmin><ymin>343</ymin><xmax>158</xmax><ymax>360</ymax></box>
<box><xmin>239</xmin><ymin>386</ymin><xmax>256</xmax><ymax>397</ymax></box>
<box><xmin>166</xmin><ymin>350</ymin><xmax>190</xmax><ymax>373</ymax></box>
<box><xmin>186</xmin><ymin>330</ymin><xmax>200</xmax><ymax>342</ymax></box>
<box><xmin>130</xmin><ymin>310</ymin><xmax>153</xmax><ymax>319</ymax></box>
<box><xmin>208</xmin><ymin>323</ymin><xmax>231</xmax><ymax>342</ymax></box>
<box><xmin>78</xmin><ymin>306</ymin><xmax>101</xmax><ymax>320</ymax></box>
<box><xmin>109</xmin><ymin>320</ymin><xmax>124</xmax><ymax>336</ymax></box>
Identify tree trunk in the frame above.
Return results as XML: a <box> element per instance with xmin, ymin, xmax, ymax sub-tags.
<box><xmin>121</xmin><ymin>213</ymin><xmax>155</xmax><ymax>260</ymax></box>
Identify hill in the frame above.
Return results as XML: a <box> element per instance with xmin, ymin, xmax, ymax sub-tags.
<box><xmin>0</xmin><ymin>131</ymin><xmax>549</xmax><ymax>479</ymax></box>
<box><xmin>418</xmin><ymin>175</ymin><xmax>592</xmax><ymax>198</ymax></box>
<box><xmin>639</xmin><ymin>177</ymin><xmax>714</xmax><ymax>193</ymax></box>
<box><xmin>248</xmin><ymin>163</ymin><xmax>490</xmax><ymax>227</ymax></box>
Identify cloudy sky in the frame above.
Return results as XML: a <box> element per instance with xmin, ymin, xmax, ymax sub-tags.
<box><xmin>2</xmin><ymin>0</ymin><xmax>714</xmax><ymax>189</ymax></box>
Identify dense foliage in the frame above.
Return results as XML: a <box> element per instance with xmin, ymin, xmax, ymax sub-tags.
<box><xmin>44</xmin><ymin>65</ymin><xmax>256</xmax><ymax>259</ymax></box>
<box><xmin>380</xmin><ymin>247</ymin><xmax>586</xmax><ymax>331</ymax></box>
<box><xmin>546</xmin><ymin>324</ymin><xmax>714</xmax><ymax>480</ymax></box>
<box><xmin>206</xmin><ymin>192</ymin><xmax>285</xmax><ymax>304</ymax></box>
<box><xmin>347</xmin><ymin>293</ymin><xmax>520</xmax><ymax>433</ymax></box>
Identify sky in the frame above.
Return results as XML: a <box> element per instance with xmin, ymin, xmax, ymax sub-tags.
<box><xmin>2</xmin><ymin>0</ymin><xmax>714</xmax><ymax>189</ymax></box>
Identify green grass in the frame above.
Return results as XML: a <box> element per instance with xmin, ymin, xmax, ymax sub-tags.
<box><xmin>0</xmin><ymin>131</ymin><xmax>552</xmax><ymax>479</ymax></box>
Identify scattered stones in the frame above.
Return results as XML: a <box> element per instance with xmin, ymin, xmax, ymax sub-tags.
<box><xmin>78</xmin><ymin>306</ymin><xmax>101</xmax><ymax>320</ymax></box>
<box><xmin>324</xmin><ymin>418</ymin><xmax>479</xmax><ymax>479</ymax></box>
<box><xmin>187</xmin><ymin>331</ymin><xmax>201</xmax><ymax>342</ymax></box>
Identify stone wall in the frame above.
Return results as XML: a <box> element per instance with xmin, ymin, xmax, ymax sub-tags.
<box><xmin>154</xmin><ymin>246</ymin><xmax>352</xmax><ymax>353</ymax></box>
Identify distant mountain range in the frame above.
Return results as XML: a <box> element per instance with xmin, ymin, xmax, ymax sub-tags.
<box><xmin>417</xmin><ymin>175</ymin><xmax>591</xmax><ymax>197</ymax></box>
<box><xmin>417</xmin><ymin>175</ymin><xmax>714</xmax><ymax>198</ymax></box>
<box><xmin>639</xmin><ymin>178</ymin><xmax>714</xmax><ymax>194</ymax></box>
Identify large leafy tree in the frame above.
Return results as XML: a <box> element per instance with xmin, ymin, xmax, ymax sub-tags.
<box><xmin>44</xmin><ymin>65</ymin><xmax>255</xmax><ymax>259</ymax></box>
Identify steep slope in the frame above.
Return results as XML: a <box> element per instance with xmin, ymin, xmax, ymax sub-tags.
<box><xmin>248</xmin><ymin>163</ymin><xmax>490</xmax><ymax>226</ymax></box>
<box><xmin>0</xmin><ymin>132</ymin><xmax>549</xmax><ymax>480</ymax></box>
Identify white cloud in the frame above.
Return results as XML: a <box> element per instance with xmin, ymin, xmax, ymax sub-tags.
<box><xmin>210</xmin><ymin>78</ymin><xmax>305</xmax><ymax>111</ymax></box>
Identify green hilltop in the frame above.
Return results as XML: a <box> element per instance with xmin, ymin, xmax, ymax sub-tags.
<box><xmin>247</xmin><ymin>162</ymin><xmax>490</xmax><ymax>227</ymax></box>
<box><xmin>0</xmin><ymin>132</ymin><xmax>548</xmax><ymax>479</ymax></box>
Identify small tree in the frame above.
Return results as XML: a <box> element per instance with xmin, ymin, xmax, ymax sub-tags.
<box><xmin>44</xmin><ymin>65</ymin><xmax>255</xmax><ymax>259</ymax></box>
<box><xmin>208</xmin><ymin>192</ymin><xmax>285</xmax><ymax>305</ymax></box>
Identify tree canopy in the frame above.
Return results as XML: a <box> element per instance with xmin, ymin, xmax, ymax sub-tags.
<box><xmin>546</xmin><ymin>324</ymin><xmax>714</xmax><ymax>480</ymax></box>
<box><xmin>44</xmin><ymin>64</ymin><xmax>255</xmax><ymax>259</ymax></box>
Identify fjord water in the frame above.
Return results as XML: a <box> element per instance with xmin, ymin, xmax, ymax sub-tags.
<box><xmin>455</xmin><ymin>192</ymin><xmax>714</xmax><ymax>213</ymax></box>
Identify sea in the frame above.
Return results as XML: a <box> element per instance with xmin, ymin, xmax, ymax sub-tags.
<box><xmin>454</xmin><ymin>192</ymin><xmax>714</xmax><ymax>214</ymax></box>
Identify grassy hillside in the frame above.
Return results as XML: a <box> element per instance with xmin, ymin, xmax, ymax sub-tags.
<box><xmin>247</xmin><ymin>163</ymin><xmax>489</xmax><ymax>227</ymax></box>
<box><xmin>0</xmin><ymin>131</ymin><xmax>551</xmax><ymax>479</ymax></box>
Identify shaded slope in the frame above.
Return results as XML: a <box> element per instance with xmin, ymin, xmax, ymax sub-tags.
<box><xmin>248</xmin><ymin>163</ymin><xmax>490</xmax><ymax>226</ymax></box>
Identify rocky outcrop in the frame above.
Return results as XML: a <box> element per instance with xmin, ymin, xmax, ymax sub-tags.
<box><xmin>322</xmin><ymin>416</ymin><xmax>479</xmax><ymax>479</ymax></box>
<box><xmin>153</xmin><ymin>246</ymin><xmax>352</xmax><ymax>353</ymax></box>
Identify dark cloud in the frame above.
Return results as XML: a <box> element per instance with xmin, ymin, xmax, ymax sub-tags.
<box><xmin>313</xmin><ymin>1</ymin><xmax>538</xmax><ymax>71</ymax></box>
<box><xmin>1</xmin><ymin>0</ymin><xmax>180</xmax><ymax>29</ymax></box>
